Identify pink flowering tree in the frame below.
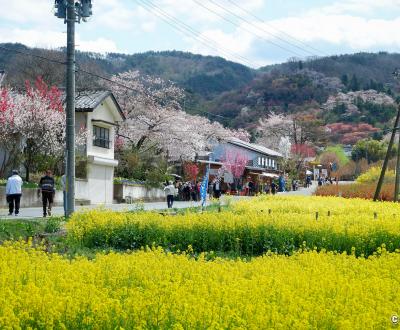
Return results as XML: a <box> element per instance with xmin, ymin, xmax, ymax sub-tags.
<box><xmin>0</xmin><ymin>88</ymin><xmax>19</xmax><ymax>176</ymax></box>
<box><xmin>0</xmin><ymin>77</ymin><xmax>86</xmax><ymax>180</ymax></box>
<box><xmin>221</xmin><ymin>149</ymin><xmax>249</xmax><ymax>191</ymax></box>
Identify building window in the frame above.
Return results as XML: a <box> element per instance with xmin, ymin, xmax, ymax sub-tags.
<box><xmin>93</xmin><ymin>125</ymin><xmax>110</xmax><ymax>149</ymax></box>
<box><xmin>272</xmin><ymin>159</ymin><xmax>275</xmax><ymax>168</ymax></box>
<box><xmin>258</xmin><ymin>157</ymin><xmax>261</xmax><ymax>166</ymax></box>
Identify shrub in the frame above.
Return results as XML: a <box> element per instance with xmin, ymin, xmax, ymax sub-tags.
<box><xmin>315</xmin><ymin>183</ymin><xmax>394</xmax><ymax>201</ymax></box>
<box><xmin>356</xmin><ymin>166</ymin><xmax>395</xmax><ymax>184</ymax></box>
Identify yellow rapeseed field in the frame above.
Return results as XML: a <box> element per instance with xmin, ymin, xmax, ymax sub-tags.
<box><xmin>66</xmin><ymin>196</ymin><xmax>400</xmax><ymax>256</ymax></box>
<box><xmin>0</xmin><ymin>240</ymin><xmax>399</xmax><ymax>329</ymax></box>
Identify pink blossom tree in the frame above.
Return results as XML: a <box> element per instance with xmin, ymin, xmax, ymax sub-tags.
<box><xmin>0</xmin><ymin>77</ymin><xmax>86</xmax><ymax>180</ymax></box>
<box><xmin>0</xmin><ymin>88</ymin><xmax>19</xmax><ymax>176</ymax></box>
<box><xmin>221</xmin><ymin>149</ymin><xmax>249</xmax><ymax>191</ymax></box>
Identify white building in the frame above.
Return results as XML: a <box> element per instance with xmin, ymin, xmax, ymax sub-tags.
<box><xmin>74</xmin><ymin>90</ymin><xmax>125</xmax><ymax>204</ymax></box>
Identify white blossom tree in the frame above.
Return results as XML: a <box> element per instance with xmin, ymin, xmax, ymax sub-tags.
<box><xmin>108</xmin><ymin>70</ymin><xmax>249</xmax><ymax>161</ymax></box>
<box><xmin>256</xmin><ymin>112</ymin><xmax>292</xmax><ymax>150</ymax></box>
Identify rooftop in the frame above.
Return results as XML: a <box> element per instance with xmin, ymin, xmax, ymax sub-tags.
<box><xmin>227</xmin><ymin>137</ymin><xmax>283</xmax><ymax>158</ymax></box>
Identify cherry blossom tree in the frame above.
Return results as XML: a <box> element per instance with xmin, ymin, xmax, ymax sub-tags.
<box><xmin>108</xmin><ymin>70</ymin><xmax>249</xmax><ymax>162</ymax></box>
<box><xmin>256</xmin><ymin>112</ymin><xmax>292</xmax><ymax>150</ymax></box>
<box><xmin>0</xmin><ymin>88</ymin><xmax>19</xmax><ymax>176</ymax></box>
<box><xmin>0</xmin><ymin>77</ymin><xmax>86</xmax><ymax>180</ymax></box>
<box><xmin>221</xmin><ymin>149</ymin><xmax>249</xmax><ymax>190</ymax></box>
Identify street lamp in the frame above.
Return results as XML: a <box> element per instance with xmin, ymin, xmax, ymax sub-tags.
<box><xmin>54</xmin><ymin>0</ymin><xmax>92</xmax><ymax>216</ymax></box>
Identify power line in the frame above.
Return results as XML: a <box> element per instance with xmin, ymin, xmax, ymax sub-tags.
<box><xmin>225</xmin><ymin>0</ymin><xmax>329</xmax><ymax>57</ymax></box>
<box><xmin>205</xmin><ymin>0</ymin><xmax>317</xmax><ymax>57</ymax></box>
<box><xmin>191</xmin><ymin>0</ymin><xmax>305</xmax><ymax>58</ymax></box>
<box><xmin>0</xmin><ymin>45</ymin><xmax>228</xmax><ymax>120</ymax></box>
<box><xmin>135</xmin><ymin>0</ymin><xmax>257</xmax><ymax>67</ymax></box>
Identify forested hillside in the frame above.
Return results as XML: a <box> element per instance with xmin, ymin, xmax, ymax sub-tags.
<box><xmin>0</xmin><ymin>43</ymin><xmax>399</xmax><ymax>145</ymax></box>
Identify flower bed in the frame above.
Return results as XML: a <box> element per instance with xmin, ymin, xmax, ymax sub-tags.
<box><xmin>0</xmin><ymin>241</ymin><xmax>398</xmax><ymax>329</ymax></box>
<box><xmin>67</xmin><ymin>196</ymin><xmax>400</xmax><ymax>256</ymax></box>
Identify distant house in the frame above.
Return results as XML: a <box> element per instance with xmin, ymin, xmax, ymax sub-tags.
<box><xmin>73</xmin><ymin>90</ymin><xmax>125</xmax><ymax>204</ymax></box>
<box><xmin>197</xmin><ymin>137</ymin><xmax>283</xmax><ymax>193</ymax></box>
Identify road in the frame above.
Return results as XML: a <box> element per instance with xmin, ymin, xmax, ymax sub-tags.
<box><xmin>0</xmin><ymin>181</ymin><xmax>335</xmax><ymax>220</ymax></box>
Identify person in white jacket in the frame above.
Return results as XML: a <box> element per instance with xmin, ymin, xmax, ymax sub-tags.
<box><xmin>163</xmin><ymin>181</ymin><xmax>176</xmax><ymax>208</ymax></box>
<box><xmin>5</xmin><ymin>170</ymin><xmax>23</xmax><ymax>216</ymax></box>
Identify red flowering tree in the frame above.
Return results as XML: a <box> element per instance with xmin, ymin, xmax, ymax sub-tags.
<box><xmin>184</xmin><ymin>162</ymin><xmax>199</xmax><ymax>182</ymax></box>
<box><xmin>291</xmin><ymin>143</ymin><xmax>316</xmax><ymax>172</ymax></box>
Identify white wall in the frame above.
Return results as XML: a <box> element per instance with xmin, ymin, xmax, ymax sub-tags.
<box><xmin>86</xmin><ymin>101</ymin><xmax>116</xmax><ymax>159</ymax></box>
<box><xmin>87</xmin><ymin>163</ymin><xmax>114</xmax><ymax>204</ymax></box>
<box><xmin>79</xmin><ymin>96</ymin><xmax>120</xmax><ymax>204</ymax></box>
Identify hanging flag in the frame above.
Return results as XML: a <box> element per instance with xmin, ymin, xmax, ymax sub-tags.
<box><xmin>200</xmin><ymin>166</ymin><xmax>210</xmax><ymax>207</ymax></box>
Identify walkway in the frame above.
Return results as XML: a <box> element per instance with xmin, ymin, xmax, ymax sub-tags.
<box><xmin>0</xmin><ymin>182</ymin><xmax>342</xmax><ymax>220</ymax></box>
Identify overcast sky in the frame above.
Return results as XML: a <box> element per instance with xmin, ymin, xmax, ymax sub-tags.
<box><xmin>0</xmin><ymin>0</ymin><xmax>399</xmax><ymax>68</ymax></box>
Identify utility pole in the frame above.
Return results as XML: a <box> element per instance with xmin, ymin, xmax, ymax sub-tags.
<box><xmin>374</xmin><ymin>68</ymin><xmax>400</xmax><ymax>201</ymax></box>
<box><xmin>394</xmin><ymin>69</ymin><xmax>400</xmax><ymax>201</ymax></box>
<box><xmin>55</xmin><ymin>0</ymin><xmax>92</xmax><ymax>216</ymax></box>
<box><xmin>373</xmin><ymin>107</ymin><xmax>400</xmax><ymax>201</ymax></box>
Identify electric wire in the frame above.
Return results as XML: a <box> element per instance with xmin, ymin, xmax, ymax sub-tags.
<box><xmin>190</xmin><ymin>0</ymin><xmax>304</xmax><ymax>58</ymax></box>
<box><xmin>134</xmin><ymin>0</ymin><xmax>257</xmax><ymax>67</ymax></box>
<box><xmin>225</xmin><ymin>0</ymin><xmax>330</xmax><ymax>57</ymax></box>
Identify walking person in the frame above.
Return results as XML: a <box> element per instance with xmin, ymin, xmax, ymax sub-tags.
<box><xmin>5</xmin><ymin>170</ymin><xmax>23</xmax><ymax>216</ymax></box>
<box><xmin>271</xmin><ymin>181</ymin><xmax>277</xmax><ymax>195</ymax></box>
<box><xmin>164</xmin><ymin>181</ymin><xmax>176</xmax><ymax>209</ymax></box>
<box><xmin>39</xmin><ymin>170</ymin><xmax>55</xmax><ymax>217</ymax></box>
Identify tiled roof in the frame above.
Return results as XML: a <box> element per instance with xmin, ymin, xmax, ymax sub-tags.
<box><xmin>62</xmin><ymin>90</ymin><xmax>125</xmax><ymax>120</ymax></box>
<box><xmin>73</xmin><ymin>90</ymin><xmax>112</xmax><ymax>111</ymax></box>
<box><xmin>227</xmin><ymin>137</ymin><xmax>283</xmax><ymax>158</ymax></box>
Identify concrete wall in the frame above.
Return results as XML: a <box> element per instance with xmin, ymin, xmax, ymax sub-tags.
<box><xmin>0</xmin><ymin>187</ymin><xmax>63</xmax><ymax>208</ymax></box>
<box><xmin>114</xmin><ymin>183</ymin><xmax>165</xmax><ymax>203</ymax></box>
<box><xmin>87</xmin><ymin>163</ymin><xmax>114</xmax><ymax>204</ymax></box>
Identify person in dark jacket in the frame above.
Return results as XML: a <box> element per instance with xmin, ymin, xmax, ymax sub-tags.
<box><xmin>271</xmin><ymin>181</ymin><xmax>277</xmax><ymax>195</ymax></box>
<box><xmin>39</xmin><ymin>170</ymin><xmax>55</xmax><ymax>217</ymax></box>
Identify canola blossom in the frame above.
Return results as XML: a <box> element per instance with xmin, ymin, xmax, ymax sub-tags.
<box><xmin>67</xmin><ymin>196</ymin><xmax>400</xmax><ymax>256</ymax></box>
<box><xmin>0</xmin><ymin>241</ymin><xmax>399</xmax><ymax>329</ymax></box>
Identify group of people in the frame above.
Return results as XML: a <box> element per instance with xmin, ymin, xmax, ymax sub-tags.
<box><xmin>163</xmin><ymin>178</ymin><xmax>224</xmax><ymax>209</ymax></box>
<box><xmin>317</xmin><ymin>176</ymin><xmax>338</xmax><ymax>186</ymax></box>
<box><xmin>5</xmin><ymin>169</ymin><xmax>66</xmax><ymax>217</ymax></box>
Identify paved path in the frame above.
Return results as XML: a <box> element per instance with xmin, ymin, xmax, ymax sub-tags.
<box><xmin>0</xmin><ymin>196</ymin><xmax>248</xmax><ymax>220</ymax></box>
<box><xmin>281</xmin><ymin>181</ymin><xmax>318</xmax><ymax>196</ymax></box>
<box><xmin>0</xmin><ymin>182</ymin><xmax>351</xmax><ymax>220</ymax></box>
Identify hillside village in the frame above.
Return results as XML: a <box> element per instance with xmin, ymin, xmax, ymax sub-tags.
<box><xmin>1</xmin><ymin>1</ymin><xmax>400</xmax><ymax>327</ymax></box>
<box><xmin>0</xmin><ymin>44</ymin><xmax>399</xmax><ymax>206</ymax></box>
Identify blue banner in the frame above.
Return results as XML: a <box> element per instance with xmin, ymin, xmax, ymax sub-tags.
<box><xmin>200</xmin><ymin>166</ymin><xmax>210</xmax><ymax>207</ymax></box>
